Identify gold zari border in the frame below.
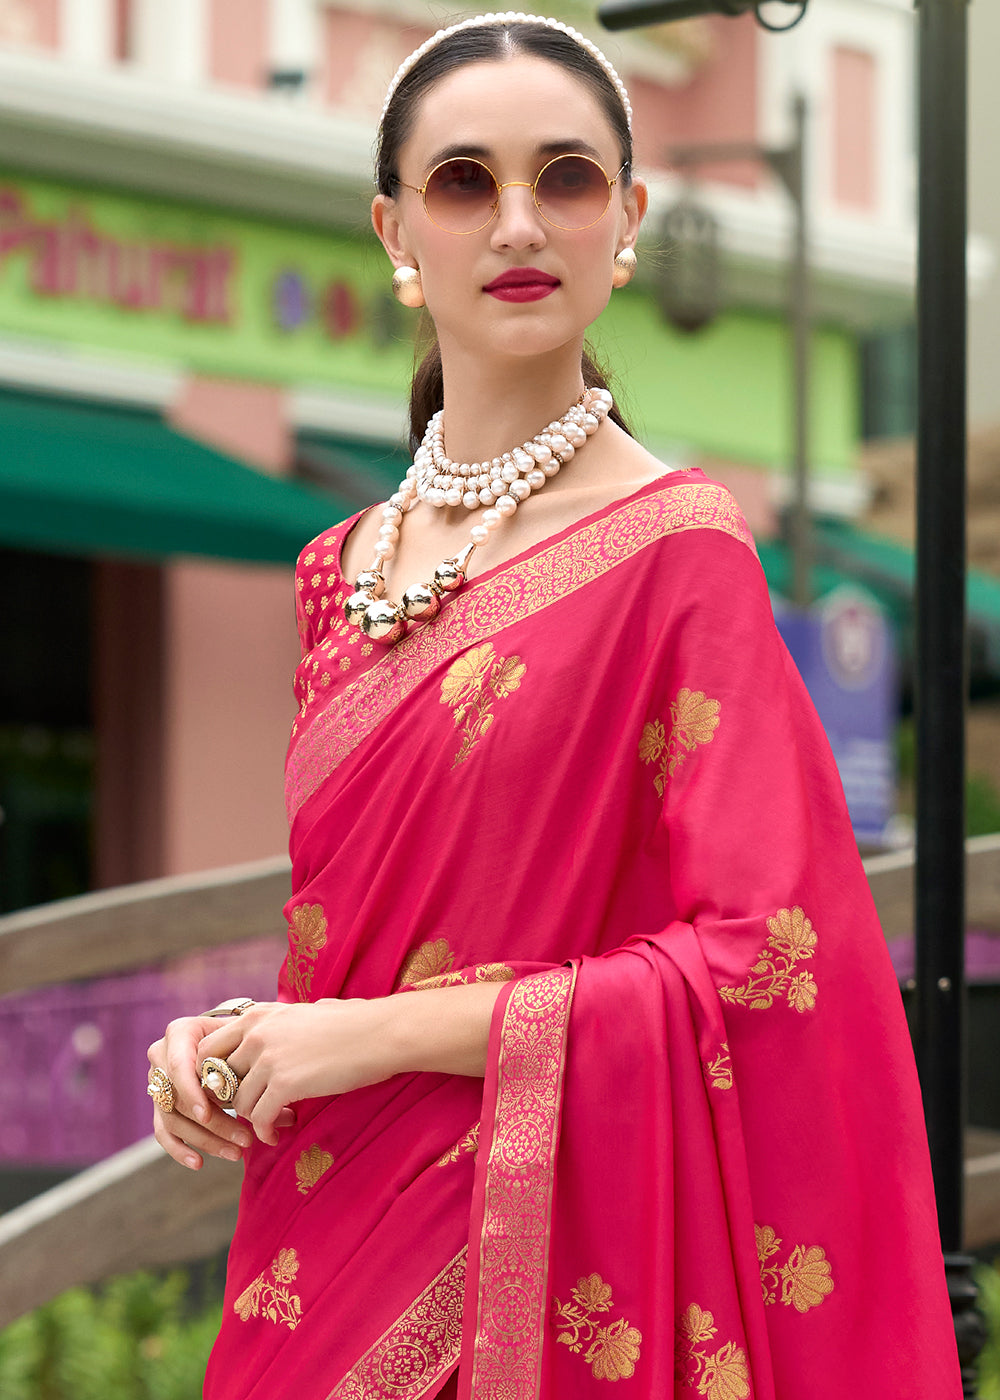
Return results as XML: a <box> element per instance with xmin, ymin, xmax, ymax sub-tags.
<box><xmin>285</xmin><ymin>482</ymin><xmax>756</xmax><ymax>819</ymax></box>
<box><xmin>325</xmin><ymin>1249</ymin><xmax>466</xmax><ymax>1400</ymax></box>
<box><xmin>469</xmin><ymin>967</ymin><xmax>577</xmax><ymax>1400</ymax></box>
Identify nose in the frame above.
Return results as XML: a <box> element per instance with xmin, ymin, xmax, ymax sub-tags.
<box><xmin>489</xmin><ymin>180</ymin><xmax>547</xmax><ymax>252</ymax></box>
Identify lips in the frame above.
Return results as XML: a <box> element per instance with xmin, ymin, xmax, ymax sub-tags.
<box><xmin>483</xmin><ymin>268</ymin><xmax>560</xmax><ymax>292</ymax></box>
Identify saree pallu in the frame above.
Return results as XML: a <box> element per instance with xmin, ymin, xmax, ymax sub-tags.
<box><xmin>204</xmin><ymin>471</ymin><xmax>960</xmax><ymax>1399</ymax></box>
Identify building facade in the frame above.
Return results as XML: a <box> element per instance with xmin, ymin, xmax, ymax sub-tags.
<box><xmin>0</xmin><ymin>0</ymin><xmax>938</xmax><ymax>907</ymax></box>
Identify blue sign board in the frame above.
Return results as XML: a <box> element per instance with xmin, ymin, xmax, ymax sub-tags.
<box><xmin>775</xmin><ymin>586</ymin><xmax>896</xmax><ymax>845</ymax></box>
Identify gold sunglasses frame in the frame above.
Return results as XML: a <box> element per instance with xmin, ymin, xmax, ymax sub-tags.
<box><xmin>397</xmin><ymin>153</ymin><xmax>628</xmax><ymax>235</ymax></box>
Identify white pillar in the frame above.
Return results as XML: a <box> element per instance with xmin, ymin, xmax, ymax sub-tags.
<box><xmin>268</xmin><ymin>0</ymin><xmax>319</xmax><ymax>93</ymax></box>
<box><xmin>61</xmin><ymin>0</ymin><xmax>115</xmax><ymax>64</ymax></box>
<box><xmin>132</xmin><ymin>0</ymin><xmax>207</xmax><ymax>84</ymax></box>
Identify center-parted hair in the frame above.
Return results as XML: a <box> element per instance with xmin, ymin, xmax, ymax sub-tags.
<box><xmin>376</xmin><ymin>19</ymin><xmax>635</xmax><ymax>450</ymax></box>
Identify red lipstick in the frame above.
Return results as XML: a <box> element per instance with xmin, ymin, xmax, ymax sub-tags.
<box><xmin>483</xmin><ymin>268</ymin><xmax>560</xmax><ymax>302</ymax></box>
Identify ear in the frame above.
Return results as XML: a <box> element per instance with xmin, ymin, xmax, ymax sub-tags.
<box><xmin>619</xmin><ymin>175</ymin><xmax>648</xmax><ymax>250</ymax></box>
<box><xmin>371</xmin><ymin>194</ymin><xmax>415</xmax><ymax>269</ymax></box>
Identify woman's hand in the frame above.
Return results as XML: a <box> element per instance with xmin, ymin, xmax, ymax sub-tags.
<box><xmin>148</xmin><ymin>1015</ymin><xmax>255</xmax><ymax>1170</ymax></box>
<box><xmin>196</xmin><ymin>999</ymin><xmax>399</xmax><ymax>1147</ymax></box>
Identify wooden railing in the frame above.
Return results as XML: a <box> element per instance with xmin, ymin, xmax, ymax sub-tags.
<box><xmin>1</xmin><ymin>838</ymin><xmax>999</xmax><ymax>1327</ymax></box>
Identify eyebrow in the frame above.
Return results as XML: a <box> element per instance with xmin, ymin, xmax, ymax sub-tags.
<box><xmin>423</xmin><ymin>138</ymin><xmax>608</xmax><ymax>171</ymax></box>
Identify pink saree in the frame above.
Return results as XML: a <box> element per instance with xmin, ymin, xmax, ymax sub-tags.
<box><xmin>204</xmin><ymin>471</ymin><xmax>960</xmax><ymax>1399</ymax></box>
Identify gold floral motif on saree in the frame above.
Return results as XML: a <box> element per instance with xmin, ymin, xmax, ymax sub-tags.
<box><xmin>718</xmin><ymin>906</ymin><xmax>818</xmax><ymax>1013</ymax></box>
<box><xmin>287</xmin><ymin>903</ymin><xmax>328</xmax><ymax>1002</ymax></box>
<box><xmin>295</xmin><ymin>1143</ymin><xmax>333</xmax><ymax>1195</ymax></box>
<box><xmin>398</xmin><ymin>938</ymin><xmax>454</xmax><ymax>989</ymax></box>
<box><xmin>233</xmin><ymin>1248</ymin><xmax>303</xmax><ymax>1331</ymax></box>
<box><xmin>440</xmin><ymin>643</ymin><xmax>527</xmax><ymax>767</ymax></box>
<box><xmin>675</xmin><ymin>1303</ymin><xmax>750</xmax><ymax>1399</ymax></box>
<box><xmin>704</xmin><ymin>1042</ymin><xmax>733</xmax><ymax>1090</ymax></box>
<box><xmin>468</xmin><ymin>967</ymin><xmax>577</xmax><ymax>1400</ymax></box>
<box><xmin>326</xmin><ymin>1250</ymin><xmax>467</xmax><ymax>1400</ymax></box>
<box><xmin>402</xmin><ymin>961</ymin><xmax>516</xmax><ymax>993</ymax></box>
<box><xmin>755</xmin><ymin>1224</ymin><xmax>834</xmax><ymax>1312</ymax></box>
<box><xmin>554</xmin><ymin>1272</ymin><xmax>643</xmax><ymax>1381</ymax></box>
<box><xmin>640</xmin><ymin>689</ymin><xmax>721</xmax><ymax>796</ymax></box>
<box><xmin>438</xmin><ymin>1121</ymin><xmax>480</xmax><ymax>1166</ymax></box>
<box><xmin>286</xmin><ymin>482</ymin><xmax>758</xmax><ymax>820</ymax></box>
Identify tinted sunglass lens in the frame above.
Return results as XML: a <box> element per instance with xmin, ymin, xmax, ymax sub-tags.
<box><xmin>535</xmin><ymin>156</ymin><xmax>610</xmax><ymax>230</ymax></box>
<box><xmin>424</xmin><ymin>159</ymin><xmax>498</xmax><ymax>232</ymax></box>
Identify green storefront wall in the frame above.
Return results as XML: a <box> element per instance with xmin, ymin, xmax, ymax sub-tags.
<box><xmin>0</xmin><ymin>170</ymin><xmax>857</xmax><ymax>484</ymax></box>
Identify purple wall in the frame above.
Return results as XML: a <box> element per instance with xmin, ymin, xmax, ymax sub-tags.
<box><xmin>0</xmin><ymin>938</ymin><xmax>284</xmax><ymax>1166</ymax></box>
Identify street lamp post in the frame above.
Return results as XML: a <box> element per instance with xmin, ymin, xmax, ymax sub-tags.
<box><xmin>599</xmin><ymin>0</ymin><xmax>981</xmax><ymax>1388</ymax></box>
<box><xmin>667</xmin><ymin>95</ymin><xmax>811</xmax><ymax>608</ymax></box>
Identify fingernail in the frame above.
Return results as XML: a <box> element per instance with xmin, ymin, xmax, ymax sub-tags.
<box><xmin>234</xmin><ymin>1132</ymin><xmax>251</xmax><ymax>1148</ymax></box>
<box><xmin>185</xmin><ymin>1154</ymin><xmax>200</xmax><ymax>1169</ymax></box>
<box><xmin>221</xmin><ymin>1146</ymin><xmax>242</xmax><ymax>1162</ymax></box>
<box><xmin>193</xmin><ymin>1104</ymin><xmax>208</xmax><ymax>1123</ymax></box>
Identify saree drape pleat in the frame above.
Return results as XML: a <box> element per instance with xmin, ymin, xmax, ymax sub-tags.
<box><xmin>204</xmin><ymin>472</ymin><xmax>960</xmax><ymax>1400</ymax></box>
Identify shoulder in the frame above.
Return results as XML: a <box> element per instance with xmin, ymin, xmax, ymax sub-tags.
<box><xmin>597</xmin><ymin>469</ymin><xmax>759</xmax><ymax>567</ymax></box>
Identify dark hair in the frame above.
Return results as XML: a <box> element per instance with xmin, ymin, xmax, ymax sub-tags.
<box><xmin>375</xmin><ymin>20</ymin><xmax>635</xmax><ymax>451</ymax></box>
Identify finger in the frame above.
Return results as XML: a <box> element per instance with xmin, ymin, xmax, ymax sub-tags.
<box><xmin>152</xmin><ymin>1107</ymin><xmax>246</xmax><ymax>1169</ymax></box>
<box><xmin>231</xmin><ymin>1063</ymin><xmax>280</xmax><ymax>1146</ymax></box>
<box><xmin>162</xmin><ymin>1017</ymin><xmax>226</xmax><ymax>1125</ymax></box>
<box><xmin>197</xmin><ymin>1017</ymin><xmax>250</xmax><ymax>1063</ymax></box>
<box><xmin>250</xmin><ymin>1081</ymin><xmax>292</xmax><ymax>1147</ymax></box>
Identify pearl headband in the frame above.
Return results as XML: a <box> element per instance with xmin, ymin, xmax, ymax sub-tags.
<box><xmin>379</xmin><ymin>11</ymin><xmax>633</xmax><ymax>133</ymax></box>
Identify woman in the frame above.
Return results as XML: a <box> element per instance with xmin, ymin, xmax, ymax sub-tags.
<box><xmin>147</xmin><ymin>14</ymin><xmax>960</xmax><ymax>1398</ymax></box>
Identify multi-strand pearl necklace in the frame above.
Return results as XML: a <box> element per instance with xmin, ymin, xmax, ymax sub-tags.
<box><xmin>343</xmin><ymin>386</ymin><xmax>613</xmax><ymax>644</ymax></box>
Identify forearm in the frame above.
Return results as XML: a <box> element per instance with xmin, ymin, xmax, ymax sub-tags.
<box><xmin>378</xmin><ymin>981</ymin><xmax>507</xmax><ymax>1078</ymax></box>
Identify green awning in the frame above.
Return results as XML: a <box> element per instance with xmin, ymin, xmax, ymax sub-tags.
<box><xmin>759</xmin><ymin>519</ymin><xmax>1000</xmax><ymax>679</ymax></box>
<box><xmin>0</xmin><ymin>389</ymin><xmax>358</xmax><ymax>565</ymax></box>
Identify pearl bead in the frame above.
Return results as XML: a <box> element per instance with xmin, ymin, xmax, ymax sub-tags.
<box><xmin>382</xmin><ymin>505</ymin><xmax>402</xmax><ymax>524</ymax></box>
<box><xmin>477</xmin><ymin>472</ymin><xmax>491</xmax><ymax>490</ymax></box>
<box><xmin>547</xmin><ymin>420</ymin><xmax>562</xmax><ymax>432</ymax></box>
<box><xmin>496</xmin><ymin>494</ymin><xmax>517</xmax><ymax>516</ymax></box>
<box><xmin>543</xmin><ymin>459</ymin><xmax>561</xmax><ymax>477</ymax></box>
<box><xmin>510</xmin><ymin>479</ymin><xmax>531</xmax><ymax>501</ymax></box>
<box><xmin>526</xmin><ymin>468</ymin><xmax>546</xmax><ymax>490</ymax></box>
<box><xmin>581</xmin><ymin>413</ymin><xmax>600</xmax><ymax>435</ymax></box>
<box><xmin>549</xmin><ymin>434</ymin><xmax>571</xmax><ymax>456</ymax></box>
<box><xmin>427</xmin><ymin>488</ymin><xmax>446</xmax><ymax>507</ymax></box>
<box><xmin>389</xmin><ymin>491</ymin><xmax>408</xmax><ymax>509</ymax></box>
<box><xmin>378</xmin><ymin>522</ymin><xmax>399</xmax><ymax>540</ymax></box>
<box><xmin>565</xmin><ymin>424</ymin><xmax>587</xmax><ymax>448</ymax></box>
<box><xmin>529</xmin><ymin>442</ymin><xmax>552</xmax><ymax>464</ymax></box>
<box><xmin>478</xmin><ymin>488</ymin><xmax>495</xmax><ymax>506</ymax></box>
<box><xmin>463</xmin><ymin>490</ymin><xmax>480</xmax><ymax>509</ymax></box>
<box><xmin>489</xmin><ymin>479</ymin><xmax>506</xmax><ymax>498</ymax></box>
<box><xmin>502</xmin><ymin>461</ymin><xmax>521</xmax><ymax>483</ymax></box>
<box><xmin>444</xmin><ymin>487</ymin><xmax>463</xmax><ymax>507</ymax></box>
<box><xmin>470</xmin><ymin>524</ymin><xmax>489</xmax><ymax>545</ymax></box>
<box><xmin>373</xmin><ymin>540</ymin><xmax>396</xmax><ymax>559</ymax></box>
<box><xmin>492</xmin><ymin>457</ymin><xmax>504</xmax><ymax>470</ymax></box>
<box><xmin>482</xmin><ymin>508</ymin><xmax>501</xmax><ymax>530</ymax></box>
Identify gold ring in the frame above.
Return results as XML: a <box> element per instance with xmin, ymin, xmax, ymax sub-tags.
<box><xmin>147</xmin><ymin>1067</ymin><xmax>175</xmax><ymax>1115</ymax></box>
<box><xmin>200</xmin><ymin>1056</ymin><xmax>241</xmax><ymax>1104</ymax></box>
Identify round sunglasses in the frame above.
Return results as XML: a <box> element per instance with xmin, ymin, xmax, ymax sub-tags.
<box><xmin>396</xmin><ymin>153</ymin><xmax>627</xmax><ymax>235</ymax></box>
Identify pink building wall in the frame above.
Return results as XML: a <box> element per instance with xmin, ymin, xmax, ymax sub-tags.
<box><xmin>0</xmin><ymin>0</ymin><xmax>59</xmax><ymax>47</ymax></box>
<box><xmin>159</xmin><ymin>377</ymin><xmax>302</xmax><ymax>875</ymax></box>
<box><xmin>207</xmin><ymin>0</ymin><xmax>269</xmax><ymax>90</ymax></box>
<box><xmin>161</xmin><ymin>559</ymin><xmax>299</xmax><ymax>874</ymax></box>
<box><xmin>831</xmin><ymin>46</ymin><xmax>877</xmax><ymax>212</ymax></box>
<box><xmin>632</xmin><ymin>14</ymin><xmax>760</xmax><ymax>187</ymax></box>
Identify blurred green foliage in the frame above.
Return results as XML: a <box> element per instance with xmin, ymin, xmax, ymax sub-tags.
<box><xmin>896</xmin><ymin>719</ymin><xmax>1000</xmax><ymax>838</ymax></box>
<box><xmin>977</xmin><ymin>1262</ymin><xmax>1000</xmax><ymax>1398</ymax></box>
<box><xmin>0</xmin><ymin>1271</ymin><xmax>221</xmax><ymax>1400</ymax></box>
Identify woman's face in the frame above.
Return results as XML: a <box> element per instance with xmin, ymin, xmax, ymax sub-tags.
<box><xmin>373</xmin><ymin>54</ymin><xmax>646</xmax><ymax>366</ymax></box>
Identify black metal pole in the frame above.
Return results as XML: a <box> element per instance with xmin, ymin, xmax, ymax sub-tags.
<box><xmin>913</xmin><ymin>0</ymin><xmax>982</xmax><ymax>1389</ymax></box>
